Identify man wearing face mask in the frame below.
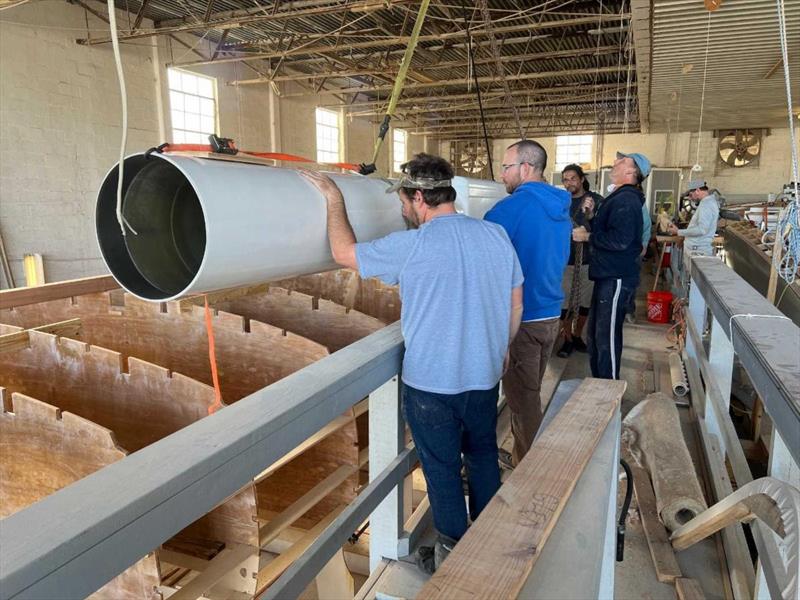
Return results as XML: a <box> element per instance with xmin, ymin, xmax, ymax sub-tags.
<box><xmin>299</xmin><ymin>153</ymin><xmax>523</xmax><ymax>575</ymax></box>
<box><xmin>572</xmin><ymin>151</ymin><xmax>650</xmax><ymax>380</ymax></box>
<box><xmin>484</xmin><ymin>140</ymin><xmax>571</xmax><ymax>467</ymax></box>
<box><xmin>557</xmin><ymin>164</ymin><xmax>604</xmax><ymax>358</ymax></box>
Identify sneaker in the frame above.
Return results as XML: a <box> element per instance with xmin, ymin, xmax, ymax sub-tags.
<box><xmin>625</xmin><ymin>313</ymin><xmax>636</xmax><ymax>324</ymax></box>
<box><xmin>557</xmin><ymin>339</ymin><xmax>574</xmax><ymax>358</ymax></box>
<box><xmin>498</xmin><ymin>448</ymin><xmax>515</xmax><ymax>471</ymax></box>
<box><xmin>415</xmin><ymin>535</ymin><xmax>456</xmax><ymax>575</ymax></box>
<box><xmin>416</xmin><ymin>545</ymin><xmax>435</xmax><ymax>575</ymax></box>
<box><xmin>572</xmin><ymin>337</ymin><xmax>588</xmax><ymax>353</ymax></box>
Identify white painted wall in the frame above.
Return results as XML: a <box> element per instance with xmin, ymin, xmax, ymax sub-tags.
<box><xmin>0</xmin><ymin>1</ymin><xmax>162</xmax><ymax>284</ymax></box>
<box><xmin>481</xmin><ymin>127</ymin><xmax>798</xmax><ymax>199</ymax></box>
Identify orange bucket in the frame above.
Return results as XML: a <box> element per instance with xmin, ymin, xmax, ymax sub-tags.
<box><xmin>647</xmin><ymin>291</ymin><xmax>673</xmax><ymax>323</ymax></box>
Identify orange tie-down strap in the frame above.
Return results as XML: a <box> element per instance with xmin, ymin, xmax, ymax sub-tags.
<box><xmin>204</xmin><ymin>295</ymin><xmax>223</xmax><ymax>415</ymax></box>
<box><xmin>159</xmin><ymin>143</ymin><xmax>360</xmax><ymax>172</ymax></box>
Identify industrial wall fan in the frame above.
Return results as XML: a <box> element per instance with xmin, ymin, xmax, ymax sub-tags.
<box><xmin>717</xmin><ymin>129</ymin><xmax>762</xmax><ymax>168</ymax></box>
<box><xmin>453</xmin><ymin>141</ymin><xmax>490</xmax><ymax>175</ymax></box>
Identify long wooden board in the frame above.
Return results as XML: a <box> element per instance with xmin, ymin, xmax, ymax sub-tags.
<box><xmin>418</xmin><ymin>377</ymin><xmax>625</xmax><ymax>599</ymax></box>
<box><xmin>676</xmin><ymin>577</ymin><xmax>707</xmax><ymax>600</ymax></box>
<box><xmin>0</xmin><ymin>275</ymin><xmax>117</xmax><ymax>310</ymax></box>
<box><xmin>626</xmin><ymin>455</ymin><xmax>683</xmax><ymax>583</ymax></box>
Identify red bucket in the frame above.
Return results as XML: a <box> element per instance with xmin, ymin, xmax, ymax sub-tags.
<box><xmin>647</xmin><ymin>291</ymin><xmax>673</xmax><ymax>324</ymax></box>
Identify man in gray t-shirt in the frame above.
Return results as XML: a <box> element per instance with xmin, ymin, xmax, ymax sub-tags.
<box><xmin>300</xmin><ymin>153</ymin><xmax>523</xmax><ymax>575</ymax></box>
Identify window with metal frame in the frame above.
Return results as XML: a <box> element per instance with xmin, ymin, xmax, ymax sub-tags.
<box><xmin>315</xmin><ymin>107</ymin><xmax>341</xmax><ymax>164</ymax></box>
<box><xmin>168</xmin><ymin>68</ymin><xmax>218</xmax><ymax>144</ymax></box>
<box><xmin>392</xmin><ymin>128</ymin><xmax>407</xmax><ymax>174</ymax></box>
<box><xmin>555</xmin><ymin>134</ymin><xmax>593</xmax><ymax>172</ymax></box>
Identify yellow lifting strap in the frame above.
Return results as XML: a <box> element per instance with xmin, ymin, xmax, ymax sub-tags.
<box><xmin>359</xmin><ymin>0</ymin><xmax>432</xmax><ymax>174</ymax></box>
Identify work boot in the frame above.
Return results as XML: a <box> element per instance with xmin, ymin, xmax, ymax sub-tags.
<box><xmin>434</xmin><ymin>534</ymin><xmax>456</xmax><ymax>569</ymax></box>
<box><xmin>498</xmin><ymin>448</ymin><xmax>515</xmax><ymax>471</ymax></box>
<box><xmin>415</xmin><ymin>534</ymin><xmax>458</xmax><ymax>575</ymax></box>
<box><xmin>572</xmin><ymin>337</ymin><xmax>588</xmax><ymax>353</ymax></box>
<box><xmin>557</xmin><ymin>339</ymin><xmax>574</xmax><ymax>358</ymax></box>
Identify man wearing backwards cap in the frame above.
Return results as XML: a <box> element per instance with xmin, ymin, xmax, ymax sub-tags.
<box><xmin>299</xmin><ymin>153</ymin><xmax>523</xmax><ymax>575</ymax></box>
<box><xmin>668</xmin><ymin>180</ymin><xmax>720</xmax><ymax>257</ymax></box>
<box><xmin>573</xmin><ymin>151</ymin><xmax>649</xmax><ymax>380</ymax></box>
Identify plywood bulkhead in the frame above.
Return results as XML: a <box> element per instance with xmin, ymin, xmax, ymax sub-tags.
<box><xmin>0</xmin><ymin>389</ymin><xmax>161</xmax><ymax>600</ymax></box>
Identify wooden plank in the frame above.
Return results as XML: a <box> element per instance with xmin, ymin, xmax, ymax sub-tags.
<box><xmin>626</xmin><ymin>455</ymin><xmax>683</xmax><ymax>584</ymax></box>
<box><xmin>314</xmin><ymin>549</ymin><xmax>354</xmax><ymax>600</ymax></box>
<box><xmin>0</xmin><ymin>319</ymin><xmax>81</xmax><ymax>354</ymax></box>
<box><xmin>676</xmin><ymin>577</ymin><xmax>707</xmax><ymax>600</ymax></box>
<box><xmin>255</xmin><ymin>506</ymin><xmax>344</xmax><ymax>593</ymax></box>
<box><xmin>168</xmin><ymin>544</ymin><xmax>254</xmax><ymax>600</ymax></box>
<box><xmin>352</xmin><ymin>558</ymin><xmax>389</xmax><ymax>600</ymax></box>
<box><xmin>22</xmin><ymin>254</ymin><xmax>45</xmax><ymax>287</ymax></box>
<box><xmin>255</xmin><ymin>399</ymin><xmax>367</xmax><ymax>483</ymax></box>
<box><xmin>178</xmin><ymin>282</ymin><xmax>271</xmax><ymax>312</ymax></box>
<box><xmin>259</xmin><ymin>463</ymin><xmax>359</xmax><ymax>548</ymax></box>
<box><xmin>418</xmin><ymin>378</ymin><xmax>625</xmax><ymax>599</ymax></box>
<box><xmin>0</xmin><ymin>275</ymin><xmax>118</xmax><ymax>310</ymax></box>
<box><xmin>653</xmin><ymin>351</ymin><xmax>674</xmax><ymax>397</ymax></box>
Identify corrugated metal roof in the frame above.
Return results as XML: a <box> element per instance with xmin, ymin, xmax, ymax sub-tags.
<box><xmin>648</xmin><ymin>0</ymin><xmax>800</xmax><ymax>132</ymax></box>
<box><xmin>107</xmin><ymin>0</ymin><xmax>637</xmax><ymax>136</ymax></box>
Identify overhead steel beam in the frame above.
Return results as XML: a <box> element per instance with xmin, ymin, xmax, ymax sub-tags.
<box><xmin>324</xmin><ymin>82</ymin><xmax>638</xmax><ymax>109</ymax></box>
<box><xmin>630</xmin><ymin>0</ymin><xmax>652</xmax><ymax>132</ymax></box>
<box><xmin>131</xmin><ymin>0</ymin><xmax>150</xmax><ymax>30</ymax></box>
<box><xmin>170</xmin><ymin>14</ymin><xmax>629</xmax><ymax>67</ymax></box>
<box><xmin>158</xmin><ymin>0</ymin><xmax>379</xmax><ymax>27</ymax></box>
<box><xmin>350</xmin><ymin>92</ymin><xmax>630</xmax><ymax>118</ymax></box>
<box><xmin>281</xmin><ymin>65</ymin><xmax>631</xmax><ymax>97</ymax></box>
<box><xmin>229</xmin><ymin>45</ymin><xmax>624</xmax><ymax>86</ymax></box>
<box><xmin>77</xmin><ymin>0</ymin><xmax>419</xmax><ymax>45</ymax></box>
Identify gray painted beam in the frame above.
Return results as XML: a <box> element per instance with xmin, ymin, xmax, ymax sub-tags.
<box><xmin>0</xmin><ymin>323</ymin><xmax>404</xmax><ymax>600</ymax></box>
<box><xmin>691</xmin><ymin>258</ymin><xmax>800</xmax><ymax>464</ymax></box>
<box><xmin>263</xmin><ymin>446</ymin><xmax>418</xmax><ymax>600</ymax></box>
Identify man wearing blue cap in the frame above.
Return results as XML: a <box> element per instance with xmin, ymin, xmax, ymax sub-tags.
<box><xmin>572</xmin><ymin>151</ymin><xmax>650</xmax><ymax>380</ymax></box>
<box><xmin>668</xmin><ymin>180</ymin><xmax>720</xmax><ymax>256</ymax></box>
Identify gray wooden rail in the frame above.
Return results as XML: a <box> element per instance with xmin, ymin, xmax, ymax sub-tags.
<box><xmin>682</xmin><ymin>257</ymin><xmax>800</xmax><ymax>600</ymax></box>
<box><xmin>0</xmin><ymin>323</ymin><xmax>406</xmax><ymax>600</ymax></box>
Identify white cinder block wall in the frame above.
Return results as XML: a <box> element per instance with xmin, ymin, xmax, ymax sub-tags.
<box><xmin>484</xmin><ymin>127</ymin><xmax>798</xmax><ymax>197</ymax></box>
<box><xmin>0</xmin><ymin>1</ymin><xmax>162</xmax><ymax>284</ymax></box>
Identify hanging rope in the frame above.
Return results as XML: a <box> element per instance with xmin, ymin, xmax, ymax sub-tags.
<box><xmin>460</xmin><ymin>0</ymin><xmax>493</xmax><ymax>179</ymax></box>
<box><xmin>774</xmin><ymin>0</ymin><xmax>800</xmax><ymax>284</ymax></box>
<box><xmin>694</xmin><ymin>11</ymin><xmax>713</xmax><ymax>169</ymax></box>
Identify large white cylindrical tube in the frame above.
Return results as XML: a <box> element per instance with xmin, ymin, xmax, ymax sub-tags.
<box><xmin>96</xmin><ymin>153</ymin><xmax>505</xmax><ymax>302</ymax></box>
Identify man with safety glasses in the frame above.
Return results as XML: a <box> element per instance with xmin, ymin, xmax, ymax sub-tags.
<box><xmin>484</xmin><ymin>140</ymin><xmax>571</xmax><ymax>468</ymax></box>
<box><xmin>300</xmin><ymin>153</ymin><xmax>523</xmax><ymax>575</ymax></box>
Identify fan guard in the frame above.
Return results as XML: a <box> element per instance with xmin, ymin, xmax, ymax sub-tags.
<box><xmin>718</xmin><ymin>129</ymin><xmax>761</xmax><ymax>168</ymax></box>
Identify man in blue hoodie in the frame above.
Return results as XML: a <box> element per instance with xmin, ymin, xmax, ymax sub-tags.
<box><xmin>484</xmin><ymin>140</ymin><xmax>571</xmax><ymax>466</ymax></box>
<box><xmin>573</xmin><ymin>151</ymin><xmax>650</xmax><ymax>380</ymax></box>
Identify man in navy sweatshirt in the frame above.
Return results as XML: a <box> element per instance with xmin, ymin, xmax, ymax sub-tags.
<box><xmin>485</xmin><ymin>140</ymin><xmax>571</xmax><ymax>466</ymax></box>
<box><xmin>572</xmin><ymin>151</ymin><xmax>650</xmax><ymax>380</ymax></box>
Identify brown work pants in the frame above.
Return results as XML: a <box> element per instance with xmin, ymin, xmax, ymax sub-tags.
<box><xmin>503</xmin><ymin>318</ymin><xmax>560</xmax><ymax>466</ymax></box>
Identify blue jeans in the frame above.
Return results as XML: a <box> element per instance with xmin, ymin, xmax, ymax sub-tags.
<box><xmin>587</xmin><ymin>278</ymin><xmax>634</xmax><ymax>380</ymax></box>
<box><xmin>401</xmin><ymin>383</ymin><xmax>501</xmax><ymax>541</ymax></box>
